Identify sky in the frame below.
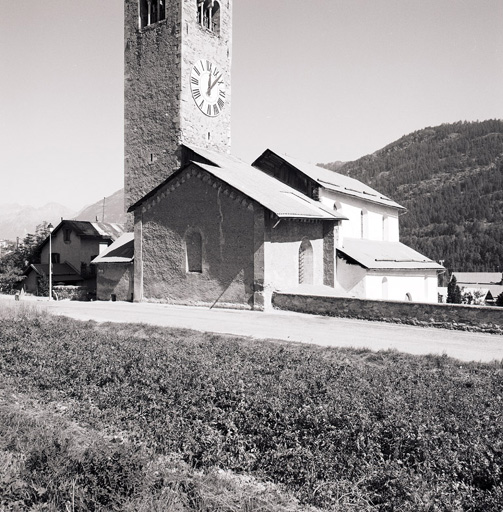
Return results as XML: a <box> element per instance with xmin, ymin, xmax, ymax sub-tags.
<box><xmin>1</xmin><ymin>0</ymin><xmax>502</xmax><ymax>210</ymax></box>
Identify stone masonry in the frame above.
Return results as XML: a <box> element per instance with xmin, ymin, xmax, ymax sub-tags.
<box><xmin>124</xmin><ymin>0</ymin><xmax>232</xmax><ymax>211</ymax></box>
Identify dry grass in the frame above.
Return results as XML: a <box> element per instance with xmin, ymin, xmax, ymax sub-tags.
<box><xmin>0</xmin><ymin>297</ymin><xmax>48</xmax><ymax>321</ymax></box>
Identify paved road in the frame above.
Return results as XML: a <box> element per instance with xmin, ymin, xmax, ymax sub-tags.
<box><xmin>27</xmin><ymin>298</ymin><xmax>503</xmax><ymax>363</ymax></box>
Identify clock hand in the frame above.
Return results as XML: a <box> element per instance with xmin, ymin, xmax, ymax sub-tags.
<box><xmin>207</xmin><ymin>71</ymin><xmax>211</xmax><ymax>94</ymax></box>
<box><xmin>208</xmin><ymin>73</ymin><xmax>222</xmax><ymax>94</ymax></box>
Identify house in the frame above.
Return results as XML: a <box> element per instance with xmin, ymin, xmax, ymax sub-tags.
<box><xmin>26</xmin><ymin>220</ymin><xmax>124</xmax><ymax>296</ymax></box>
<box><xmin>453</xmin><ymin>272</ymin><xmax>503</xmax><ymax>305</ymax></box>
<box><xmin>23</xmin><ymin>263</ymin><xmax>83</xmax><ymax>295</ymax></box>
<box><xmin>92</xmin><ymin>233</ymin><xmax>134</xmax><ymax>301</ymax></box>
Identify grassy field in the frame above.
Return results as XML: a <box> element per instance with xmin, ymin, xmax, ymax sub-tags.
<box><xmin>0</xmin><ymin>300</ymin><xmax>502</xmax><ymax>511</ymax></box>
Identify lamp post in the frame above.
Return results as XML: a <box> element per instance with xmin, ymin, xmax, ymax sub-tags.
<box><xmin>48</xmin><ymin>223</ymin><xmax>54</xmax><ymax>300</ymax></box>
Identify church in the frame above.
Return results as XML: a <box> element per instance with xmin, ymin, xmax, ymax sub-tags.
<box><xmin>94</xmin><ymin>0</ymin><xmax>442</xmax><ymax>309</ymax></box>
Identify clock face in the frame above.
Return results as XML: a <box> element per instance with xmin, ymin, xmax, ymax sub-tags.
<box><xmin>190</xmin><ymin>59</ymin><xmax>226</xmax><ymax>117</ymax></box>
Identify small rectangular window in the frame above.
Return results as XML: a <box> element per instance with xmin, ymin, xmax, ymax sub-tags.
<box><xmin>64</xmin><ymin>228</ymin><xmax>71</xmax><ymax>243</ymax></box>
<box><xmin>51</xmin><ymin>253</ymin><xmax>60</xmax><ymax>264</ymax></box>
<box><xmin>186</xmin><ymin>231</ymin><xmax>202</xmax><ymax>273</ymax></box>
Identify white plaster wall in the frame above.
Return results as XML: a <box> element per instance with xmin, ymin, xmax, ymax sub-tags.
<box><xmin>319</xmin><ymin>190</ymin><xmax>400</xmax><ymax>242</ymax></box>
<box><xmin>336</xmin><ymin>257</ymin><xmax>367</xmax><ymax>296</ymax></box>
<box><xmin>367</xmin><ymin>211</ymin><xmax>383</xmax><ymax>241</ymax></box>
<box><xmin>264</xmin><ymin>234</ymin><xmax>324</xmax><ymax>291</ymax></box>
<box><xmin>388</xmin><ymin>216</ymin><xmax>400</xmax><ymax>242</ymax></box>
<box><xmin>366</xmin><ymin>272</ymin><xmax>439</xmax><ymax>303</ymax></box>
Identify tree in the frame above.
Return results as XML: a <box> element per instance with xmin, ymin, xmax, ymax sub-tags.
<box><xmin>447</xmin><ymin>275</ymin><xmax>462</xmax><ymax>304</ymax></box>
<box><xmin>0</xmin><ymin>222</ymin><xmax>52</xmax><ymax>294</ymax></box>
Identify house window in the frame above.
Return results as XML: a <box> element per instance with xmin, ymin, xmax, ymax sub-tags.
<box><xmin>64</xmin><ymin>228</ymin><xmax>71</xmax><ymax>243</ymax></box>
<box><xmin>51</xmin><ymin>253</ymin><xmax>60</xmax><ymax>264</ymax></box>
<box><xmin>197</xmin><ymin>0</ymin><xmax>220</xmax><ymax>34</ymax></box>
<box><xmin>140</xmin><ymin>0</ymin><xmax>166</xmax><ymax>29</ymax></box>
<box><xmin>185</xmin><ymin>230</ymin><xmax>203</xmax><ymax>273</ymax></box>
<box><xmin>298</xmin><ymin>238</ymin><xmax>314</xmax><ymax>285</ymax></box>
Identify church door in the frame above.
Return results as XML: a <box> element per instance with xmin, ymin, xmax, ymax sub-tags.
<box><xmin>299</xmin><ymin>239</ymin><xmax>314</xmax><ymax>285</ymax></box>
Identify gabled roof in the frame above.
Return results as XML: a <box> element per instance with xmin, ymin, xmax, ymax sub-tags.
<box><xmin>129</xmin><ymin>144</ymin><xmax>348</xmax><ymax>221</ymax></box>
<box><xmin>39</xmin><ymin>220</ymin><xmax>124</xmax><ymax>251</ymax></box>
<box><xmin>91</xmin><ymin>233</ymin><xmax>134</xmax><ymax>264</ymax></box>
<box><xmin>338</xmin><ymin>238</ymin><xmax>444</xmax><ymax>270</ymax></box>
<box><xmin>253</xmin><ymin>149</ymin><xmax>404</xmax><ymax>210</ymax></box>
<box><xmin>25</xmin><ymin>263</ymin><xmax>83</xmax><ymax>282</ymax></box>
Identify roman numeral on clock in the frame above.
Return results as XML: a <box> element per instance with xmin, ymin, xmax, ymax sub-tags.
<box><xmin>213</xmin><ymin>104</ymin><xmax>219</xmax><ymax>115</ymax></box>
<box><xmin>217</xmin><ymin>98</ymin><xmax>225</xmax><ymax>109</ymax></box>
<box><xmin>193</xmin><ymin>88</ymin><xmax>201</xmax><ymax>99</ymax></box>
<box><xmin>191</xmin><ymin>77</ymin><xmax>199</xmax><ymax>86</ymax></box>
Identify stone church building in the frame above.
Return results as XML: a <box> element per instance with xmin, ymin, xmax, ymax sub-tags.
<box><xmin>95</xmin><ymin>0</ymin><xmax>442</xmax><ymax>308</ymax></box>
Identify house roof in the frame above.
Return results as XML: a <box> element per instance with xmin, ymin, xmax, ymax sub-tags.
<box><xmin>91</xmin><ymin>233</ymin><xmax>134</xmax><ymax>264</ymax></box>
<box><xmin>39</xmin><ymin>220</ymin><xmax>124</xmax><ymax>251</ymax></box>
<box><xmin>25</xmin><ymin>263</ymin><xmax>83</xmax><ymax>282</ymax></box>
<box><xmin>253</xmin><ymin>149</ymin><xmax>404</xmax><ymax>210</ymax></box>
<box><xmin>338</xmin><ymin>238</ymin><xmax>444</xmax><ymax>270</ymax></box>
<box><xmin>129</xmin><ymin>144</ymin><xmax>348</xmax><ymax>221</ymax></box>
<box><xmin>453</xmin><ymin>272</ymin><xmax>502</xmax><ymax>285</ymax></box>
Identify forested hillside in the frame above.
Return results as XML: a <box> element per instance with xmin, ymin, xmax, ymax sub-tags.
<box><xmin>323</xmin><ymin>120</ymin><xmax>503</xmax><ymax>271</ymax></box>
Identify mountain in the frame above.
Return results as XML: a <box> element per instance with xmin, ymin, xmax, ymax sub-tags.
<box><xmin>75</xmin><ymin>188</ymin><xmax>125</xmax><ymax>224</ymax></box>
<box><xmin>321</xmin><ymin>120</ymin><xmax>503</xmax><ymax>272</ymax></box>
<box><xmin>0</xmin><ymin>202</ymin><xmax>75</xmax><ymax>241</ymax></box>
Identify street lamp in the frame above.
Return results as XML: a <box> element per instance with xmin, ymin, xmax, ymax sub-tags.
<box><xmin>48</xmin><ymin>223</ymin><xmax>54</xmax><ymax>300</ymax></box>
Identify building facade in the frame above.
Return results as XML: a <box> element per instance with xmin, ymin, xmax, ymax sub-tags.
<box><xmin>123</xmin><ymin>0</ymin><xmax>442</xmax><ymax>309</ymax></box>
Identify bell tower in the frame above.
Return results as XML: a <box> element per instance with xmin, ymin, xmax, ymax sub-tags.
<box><xmin>124</xmin><ymin>0</ymin><xmax>232</xmax><ymax>210</ymax></box>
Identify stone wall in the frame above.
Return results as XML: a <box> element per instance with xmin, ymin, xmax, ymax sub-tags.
<box><xmin>138</xmin><ymin>164</ymin><xmax>256</xmax><ymax>308</ymax></box>
<box><xmin>124</xmin><ymin>0</ymin><xmax>232</xmax><ymax>211</ymax></box>
<box><xmin>53</xmin><ymin>286</ymin><xmax>89</xmax><ymax>302</ymax></box>
<box><xmin>124</xmin><ymin>0</ymin><xmax>183</xmax><ymax>210</ymax></box>
<box><xmin>273</xmin><ymin>292</ymin><xmax>503</xmax><ymax>334</ymax></box>
<box><xmin>96</xmin><ymin>263</ymin><xmax>133</xmax><ymax>302</ymax></box>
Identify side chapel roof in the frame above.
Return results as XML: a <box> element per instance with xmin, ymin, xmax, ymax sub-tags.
<box><xmin>338</xmin><ymin>239</ymin><xmax>444</xmax><ymax>270</ymax></box>
<box><xmin>128</xmin><ymin>144</ymin><xmax>348</xmax><ymax>221</ymax></box>
<box><xmin>91</xmin><ymin>233</ymin><xmax>134</xmax><ymax>264</ymax></box>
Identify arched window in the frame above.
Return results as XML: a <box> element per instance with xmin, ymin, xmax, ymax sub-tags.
<box><xmin>382</xmin><ymin>277</ymin><xmax>388</xmax><ymax>300</ymax></box>
<box><xmin>298</xmin><ymin>238</ymin><xmax>314</xmax><ymax>285</ymax></box>
<box><xmin>185</xmin><ymin>230</ymin><xmax>203</xmax><ymax>273</ymax></box>
<box><xmin>382</xmin><ymin>214</ymin><xmax>389</xmax><ymax>241</ymax></box>
<box><xmin>197</xmin><ymin>0</ymin><xmax>220</xmax><ymax>34</ymax></box>
<box><xmin>360</xmin><ymin>208</ymin><xmax>368</xmax><ymax>239</ymax></box>
<box><xmin>140</xmin><ymin>0</ymin><xmax>166</xmax><ymax>29</ymax></box>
